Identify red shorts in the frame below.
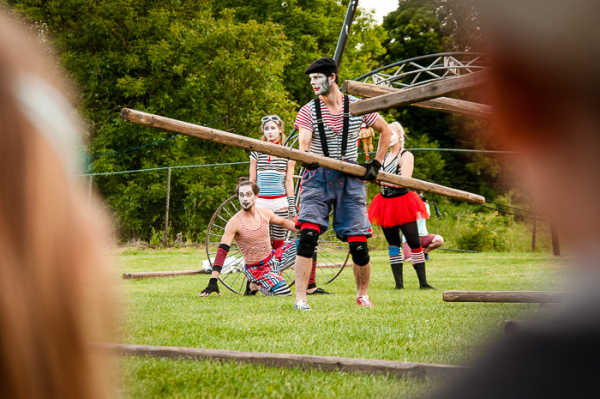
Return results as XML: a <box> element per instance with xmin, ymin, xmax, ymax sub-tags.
<box><xmin>404</xmin><ymin>234</ymin><xmax>437</xmax><ymax>257</ymax></box>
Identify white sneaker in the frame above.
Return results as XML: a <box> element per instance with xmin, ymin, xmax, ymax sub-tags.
<box><xmin>294</xmin><ymin>300</ymin><xmax>312</xmax><ymax>311</ymax></box>
<box><xmin>357</xmin><ymin>295</ymin><xmax>374</xmax><ymax>307</ymax></box>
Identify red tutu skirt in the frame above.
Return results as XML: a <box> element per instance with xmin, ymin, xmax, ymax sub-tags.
<box><xmin>368</xmin><ymin>191</ymin><xmax>428</xmax><ymax>228</ymax></box>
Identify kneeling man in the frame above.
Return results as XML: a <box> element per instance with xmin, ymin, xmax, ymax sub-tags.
<box><xmin>200</xmin><ymin>177</ymin><xmax>298</xmax><ymax>297</ymax></box>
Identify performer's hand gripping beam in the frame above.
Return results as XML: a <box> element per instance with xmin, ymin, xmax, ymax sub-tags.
<box><xmin>119</xmin><ymin>108</ymin><xmax>485</xmax><ymax>204</ymax></box>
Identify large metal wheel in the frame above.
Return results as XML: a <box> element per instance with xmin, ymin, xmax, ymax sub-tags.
<box><xmin>205</xmin><ymin>194</ymin><xmax>350</xmax><ymax>294</ymax></box>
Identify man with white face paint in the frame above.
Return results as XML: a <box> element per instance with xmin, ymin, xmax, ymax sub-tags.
<box><xmin>200</xmin><ymin>177</ymin><xmax>299</xmax><ymax>298</ymax></box>
<box><xmin>293</xmin><ymin>57</ymin><xmax>394</xmax><ymax>310</ymax></box>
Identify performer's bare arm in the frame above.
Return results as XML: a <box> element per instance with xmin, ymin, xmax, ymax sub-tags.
<box><xmin>370</xmin><ymin>115</ymin><xmax>392</xmax><ymax>164</ymax></box>
<box><xmin>399</xmin><ymin>151</ymin><xmax>415</xmax><ymax>178</ymax></box>
<box><xmin>249</xmin><ymin>158</ymin><xmax>258</xmax><ymax>183</ymax></box>
<box><xmin>298</xmin><ymin>127</ymin><xmax>312</xmax><ymax>152</ymax></box>
<box><xmin>285</xmin><ymin>160</ymin><xmax>296</xmax><ymax>197</ymax></box>
<box><xmin>208</xmin><ymin>216</ymin><xmax>239</xmax><ymax>280</ymax></box>
<box><xmin>261</xmin><ymin>208</ymin><xmax>299</xmax><ymax>233</ymax></box>
<box><xmin>200</xmin><ymin>216</ymin><xmax>241</xmax><ymax>297</ymax></box>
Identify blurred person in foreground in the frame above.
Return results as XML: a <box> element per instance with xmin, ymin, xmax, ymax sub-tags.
<box><xmin>431</xmin><ymin>0</ymin><xmax>600</xmax><ymax>398</ymax></box>
<box><xmin>0</xmin><ymin>9</ymin><xmax>114</xmax><ymax>399</ymax></box>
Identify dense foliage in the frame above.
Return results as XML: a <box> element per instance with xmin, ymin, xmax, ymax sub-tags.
<box><xmin>7</xmin><ymin>0</ymin><xmax>389</xmax><ymax>242</ymax></box>
<box><xmin>6</xmin><ymin>0</ymin><xmax>509</xmax><ymax>243</ymax></box>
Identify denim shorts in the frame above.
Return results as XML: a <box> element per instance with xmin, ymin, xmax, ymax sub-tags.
<box><xmin>297</xmin><ymin>166</ymin><xmax>373</xmax><ymax>241</ymax></box>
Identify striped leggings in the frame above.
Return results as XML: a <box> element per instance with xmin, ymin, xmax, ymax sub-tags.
<box><xmin>270</xmin><ymin>208</ymin><xmax>289</xmax><ymax>242</ymax></box>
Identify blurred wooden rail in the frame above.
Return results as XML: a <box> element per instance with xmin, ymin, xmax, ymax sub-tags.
<box><xmin>99</xmin><ymin>343</ymin><xmax>466</xmax><ymax>378</ymax></box>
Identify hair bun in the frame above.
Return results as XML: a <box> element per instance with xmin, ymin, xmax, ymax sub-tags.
<box><xmin>238</xmin><ymin>177</ymin><xmax>249</xmax><ymax>183</ymax></box>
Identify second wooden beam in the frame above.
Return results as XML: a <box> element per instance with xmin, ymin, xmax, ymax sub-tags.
<box><xmin>350</xmin><ymin>71</ymin><xmax>487</xmax><ymax>116</ymax></box>
<box><xmin>342</xmin><ymin>80</ymin><xmax>492</xmax><ymax>119</ymax></box>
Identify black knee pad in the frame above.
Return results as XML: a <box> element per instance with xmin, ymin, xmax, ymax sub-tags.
<box><xmin>298</xmin><ymin>228</ymin><xmax>319</xmax><ymax>258</ymax></box>
<box><xmin>349</xmin><ymin>241</ymin><xmax>370</xmax><ymax>266</ymax></box>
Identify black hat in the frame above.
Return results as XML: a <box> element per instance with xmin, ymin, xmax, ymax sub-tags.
<box><xmin>305</xmin><ymin>57</ymin><xmax>338</xmax><ymax>75</ymax></box>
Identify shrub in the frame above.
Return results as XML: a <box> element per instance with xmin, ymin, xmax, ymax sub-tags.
<box><xmin>456</xmin><ymin>212</ymin><xmax>510</xmax><ymax>252</ymax></box>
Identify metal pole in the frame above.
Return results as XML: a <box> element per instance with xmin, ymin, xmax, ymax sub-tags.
<box><xmin>88</xmin><ymin>175</ymin><xmax>93</xmax><ymax>206</ymax></box>
<box><xmin>550</xmin><ymin>223</ymin><xmax>560</xmax><ymax>256</ymax></box>
<box><xmin>531</xmin><ymin>215</ymin><xmax>537</xmax><ymax>251</ymax></box>
<box><xmin>163</xmin><ymin>168</ymin><xmax>171</xmax><ymax>246</ymax></box>
<box><xmin>333</xmin><ymin>0</ymin><xmax>359</xmax><ymax>67</ymax></box>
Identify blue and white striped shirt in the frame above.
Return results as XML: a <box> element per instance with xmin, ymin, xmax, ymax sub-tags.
<box><xmin>250</xmin><ymin>151</ymin><xmax>290</xmax><ymax>196</ymax></box>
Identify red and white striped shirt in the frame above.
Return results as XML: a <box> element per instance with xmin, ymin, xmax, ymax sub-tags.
<box><xmin>235</xmin><ymin>210</ymin><xmax>272</xmax><ymax>264</ymax></box>
<box><xmin>294</xmin><ymin>95</ymin><xmax>379</xmax><ymax>161</ymax></box>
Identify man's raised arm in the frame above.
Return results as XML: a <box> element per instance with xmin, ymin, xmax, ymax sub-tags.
<box><xmin>370</xmin><ymin>116</ymin><xmax>392</xmax><ymax>164</ymax></box>
<box><xmin>360</xmin><ymin>116</ymin><xmax>392</xmax><ymax>181</ymax></box>
<box><xmin>298</xmin><ymin>127</ymin><xmax>319</xmax><ymax>170</ymax></box>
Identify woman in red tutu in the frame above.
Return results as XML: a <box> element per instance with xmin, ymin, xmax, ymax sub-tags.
<box><xmin>368</xmin><ymin>122</ymin><xmax>434</xmax><ymax>289</ymax></box>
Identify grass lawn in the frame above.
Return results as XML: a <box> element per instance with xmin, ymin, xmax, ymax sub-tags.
<box><xmin>115</xmin><ymin>249</ymin><xmax>561</xmax><ymax>398</ymax></box>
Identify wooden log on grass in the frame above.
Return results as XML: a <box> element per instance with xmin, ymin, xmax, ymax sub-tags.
<box><xmin>122</xmin><ymin>262</ymin><xmax>349</xmax><ymax>279</ymax></box>
<box><xmin>122</xmin><ymin>269</ymin><xmax>205</xmax><ymax>279</ymax></box>
<box><xmin>342</xmin><ymin>80</ymin><xmax>492</xmax><ymax>119</ymax></box>
<box><xmin>99</xmin><ymin>343</ymin><xmax>465</xmax><ymax>378</ymax></box>
<box><xmin>349</xmin><ymin>71</ymin><xmax>487</xmax><ymax>116</ymax></box>
<box><xmin>317</xmin><ymin>262</ymin><xmax>354</xmax><ymax>269</ymax></box>
<box><xmin>443</xmin><ymin>290</ymin><xmax>568</xmax><ymax>304</ymax></box>
<box><xmin>119</xmin><ymin>108</ymin><xmax>485</xmax><ymax>204</ymax></box>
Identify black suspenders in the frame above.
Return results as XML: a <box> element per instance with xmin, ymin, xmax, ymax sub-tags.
<box><xmin>341</xmin><ymin>94</ymin><xmax>350</xmax><ymax>158</ymax></box>
<box><xmin>314</xmin><ymin>95</ymin><xmax>350</xmax><ymax>159</ymax></box>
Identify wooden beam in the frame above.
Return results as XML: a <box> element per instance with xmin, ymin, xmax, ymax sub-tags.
<box><xmin>119</xmin><ymin>109</ymin><xmax>485</xmax><ymax>204</ymax></box>
<box><xmin>99</xmin><ymin>343</ymin><xmax>465</xmax><ymax>378</ymax></box>
<box><xmin>122</xmin><ymin>270</ymin><xmax>205</xmax><ymax>280</ymax></box>
<box><xmin>316</xmin><ymin>262</ymin><xmax>353</xmax><ymax>269</ymax></box>
<box><xmin>122</xmin><ymin>262</ymin><xmax>350</xmax><ymax>279</ymax></box>
<box><xmin>349</xmin><ymin>71</ymin><xmax>487</xmax><ymax>116</ymax></box>
<box><xmin>342</xmin><ymin>80</ymin><xmax>492</xmax><ymax>119</ymax></box>
<box><xmin>443</xmin><ymin>290</ymin><xmax>567</xmax><ymax>304</ymax></box>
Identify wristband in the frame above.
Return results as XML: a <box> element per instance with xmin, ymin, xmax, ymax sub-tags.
<box><xmin>287</xmin><ymin>196</ymin><xmax>296</xmax><ymax>213</ymax></box>
<box><xmin>213</xmin><ymin>243</ymin><xmax>230</xmax><ymax>272</ymax></box>
<box><xmin>209</xmin><ymin>278</ymin><xmax>218</xmax><ymax>284</ymax></box>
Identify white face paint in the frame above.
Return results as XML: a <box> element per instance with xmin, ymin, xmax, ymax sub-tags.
<box><xmin>310</xmin><ymin>73</ymin><xmax>332</xmax><ymax>96</ymax></box>
<box><xmin>238</xmin><ymin>185</ymin><xmax>256</xmax><ymax>211</ymax></box>
<box><xmin>389</xmin><ymin>131</ymin><xmax>399</xmax><ymax>147</ymax></box>
<box><xmin>263</xmin><ymin>121</ymin><xmax>280</xmax><ymax>142</ymax></box>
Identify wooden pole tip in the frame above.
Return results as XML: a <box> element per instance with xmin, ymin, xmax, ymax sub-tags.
<box><xmin>341</xmin><ymin>80</ymin><xmax>350</xmax><ymax>93</ymax></box>
<box><xmin>119</xmin><ymin>108</ymin><xmax>132</xmax><ymax>121</ymax></box>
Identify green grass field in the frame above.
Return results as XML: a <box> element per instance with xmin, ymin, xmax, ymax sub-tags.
<box><xmin>115</xmin><ymin>249</ymin><xmax>561</xmax><ymax>398</ymax></box>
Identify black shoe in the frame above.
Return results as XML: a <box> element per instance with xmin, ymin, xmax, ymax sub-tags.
<box><xmin>424</xmin><ymin>253</ymin><xmax>431</xmax><ymax>261</ymax></box>
<box><xmin>243</xmin><ymin>280</ymin><xmax>258</xmax><ymax>296</ymax></box>
<box><xmin>307</xmin><ymin>287</ymin><xmax>331</xmax><ymax>295</ymax></box>
<box><xmin>394</xmin><ymin>284</ymin><xmax>404</xmax><ymax>290</ymax></box>
<box><xmin>420</xmin><ymin>283</ymin><xmax>436</xmax><ymax>290</ymax></box>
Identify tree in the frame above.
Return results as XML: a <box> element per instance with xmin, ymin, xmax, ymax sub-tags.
<box><xmin>379</xmin><ymin>0</ymin><xmax>499</xmax><ymax>198</ymax></box>
<box><xmin>210</xmin><ymin>0</ymin><xmax>386</xmax><ymax>106</ymax></box>
<box><xmin>10</xmin><ymin>0</ymin><xmax>297</xmax><ymax>241</ymax></box>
